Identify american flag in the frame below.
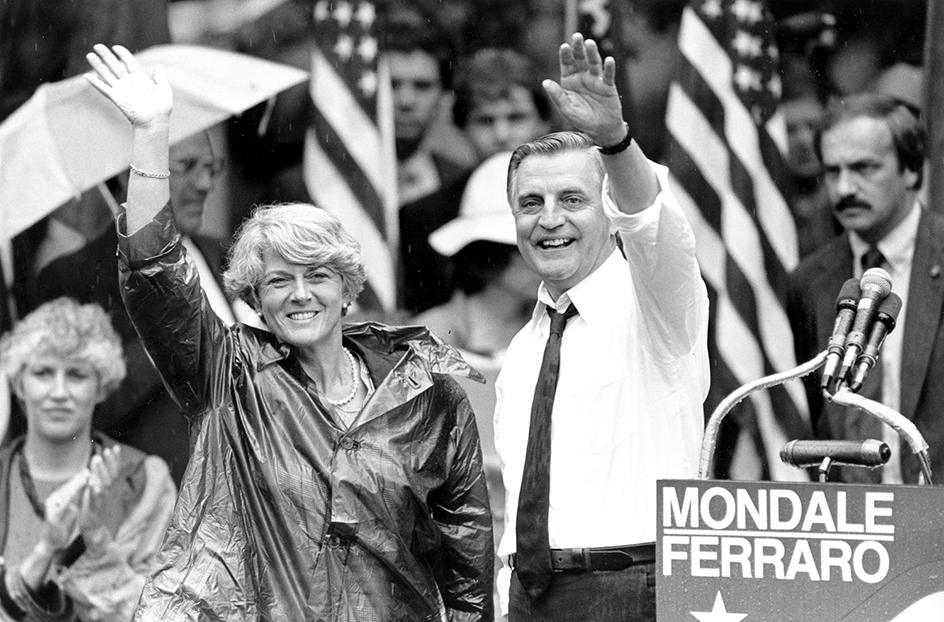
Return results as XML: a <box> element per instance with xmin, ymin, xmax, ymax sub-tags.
<box><xmin>665</xmin><ymin>0</ymin><xmax>811</xmax><ymax>480</ymax></box>
<box><xmin>305</xmin><ymin>0</ymin><xmax>398</xmax><ymax>311</ymax></box>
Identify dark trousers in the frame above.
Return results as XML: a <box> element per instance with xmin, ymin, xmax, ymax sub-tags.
<box><xmin>509</xmin><ymin>563</ymin><xmax>656</xmax><ymax>622</ymax></box>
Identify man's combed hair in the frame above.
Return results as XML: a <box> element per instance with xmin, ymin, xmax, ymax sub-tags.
<box><xmin>0</xmin><ymin>297</ymin><xmax>126</xmax><ymax>394</ymax></box>
<box><xmin>506</xmin><ymin>131</ymin><xmax>605</xmax><ymax>201</ymax></box>
<box><xmin>224</xmin><ymin>203</ymin><xmax>368</xmax><ymax>307</ymax></box>
<box><xmin>817</xmin><ymin>92</ymin><xmax>926</xmax><ymax>188</ymax></box>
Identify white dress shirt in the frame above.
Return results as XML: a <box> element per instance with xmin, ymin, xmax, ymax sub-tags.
<box><xmin>494</xmin><ymin>162</ymin><xmax>710</xmax><ymax>562</ymax></box>
<box><xmin>848</xmin><ymin>200</ymin><xmax>920</xmax><ymax>484</ymax></box>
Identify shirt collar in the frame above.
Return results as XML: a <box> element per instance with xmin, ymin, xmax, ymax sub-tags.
<box><xmin>849</xmin><ymin>199</ymin><xmax>921</xmax><ymax>275</ymax></box>
<box><xmin>535</xmin><ymin>248</ymin><xmax>624</xmax><ymax>327</ymax></box>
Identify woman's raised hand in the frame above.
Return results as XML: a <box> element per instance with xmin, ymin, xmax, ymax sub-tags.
<box><xmin>85</xmin><ymin>44</ymin><xmax>173</xmax><ymax>129</ymax></box>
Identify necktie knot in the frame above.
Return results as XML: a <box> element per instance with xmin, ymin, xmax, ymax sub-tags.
<box><xmin>862</xmin><ymin>247</ymin><xmax>886</xmax><ymax>272</ymax></box>
<box><xmin>546</xmin><ymin>304</ymin><xmax>578</xmax><ymax>336</ymax></box>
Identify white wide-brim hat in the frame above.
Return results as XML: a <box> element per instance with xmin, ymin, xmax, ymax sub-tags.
<box><xmin>429</xmin><ymin>151</ymin><xmax>517</xmax><ymax>257</ymax></box>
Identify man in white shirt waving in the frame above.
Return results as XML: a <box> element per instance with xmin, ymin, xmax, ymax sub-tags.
<box><xmin>494</xmin><ymin>33</ymin><xmax>710</xmax><ymax>621</ymax></box>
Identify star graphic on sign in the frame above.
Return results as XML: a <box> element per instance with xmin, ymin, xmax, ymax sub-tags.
<box><xmin>690</xmin><ymin>592</ymin><xmax>747</xmax><ymax>622</ymax></box>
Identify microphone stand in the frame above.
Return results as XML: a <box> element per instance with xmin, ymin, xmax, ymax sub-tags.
<box><xmin>696</xmin><ymin>349</ymin><xmax>934</xmax><ymax>485</ymax></box>
<box><xmin>698</xmin><ymin>351</ymin><xmax>826</xmax><ymax>479</ymax></box>
<box><xmin>829</xmin><ymin>387</ymin><xmax>933</xmax><ymax>485</ymax></box>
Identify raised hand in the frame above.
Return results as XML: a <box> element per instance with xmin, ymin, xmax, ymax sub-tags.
<box><xmin>542</xmin><ymin>33</ymin><xmax>625</xmax><ymax>146</ymax></box>
<box><xmin>78</xmin><ymin>446</ymin><xmax>122</xmax><ymax>546</ymax></box>
<box><xmin>85</xmin><ymin>44</ymin><xmax>173</xmax><ymax>129</ymax></box>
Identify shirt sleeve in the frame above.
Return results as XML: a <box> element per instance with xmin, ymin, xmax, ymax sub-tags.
<box><xmin>602</xmin><ymin>161</ymin><xmax>710</xmax><ymax>362</ymax></box>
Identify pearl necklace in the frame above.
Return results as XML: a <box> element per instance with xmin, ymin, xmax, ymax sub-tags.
<box><xmin>324</xmin><ymin>347</ymin><xmax>360</xmax><ymax>407</ymax></box>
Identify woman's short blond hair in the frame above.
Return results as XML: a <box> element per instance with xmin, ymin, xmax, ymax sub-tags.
<box><xmin>224</xmin><ymin>203</ymin><xmax>367</xmax><ymax>307</ymax></box>
<box><xmin>0</xmin><ymin>297</ymin><xmax>126</xmax><ymax>395</ymax></box>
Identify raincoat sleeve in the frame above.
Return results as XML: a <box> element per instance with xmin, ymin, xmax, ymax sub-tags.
<box><xmin>58</xmin><ymin>457</ymin><xmax>177</xmax><ymax>622</ymax></box>
<box><xmin>115</xmin><ymin>202</ymin><xmax>231</xmax><ymax>416</ymax></box>
<box><xmin>428</xmin><ymin>377</ymin><xmax>495</xmax><ymax>622</ymax></box>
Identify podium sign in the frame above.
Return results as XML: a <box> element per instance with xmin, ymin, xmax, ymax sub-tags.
<box><xmin>657</xmin><ymin>479</ymin><xmax>944</xmax><ymax>621</ymax></box>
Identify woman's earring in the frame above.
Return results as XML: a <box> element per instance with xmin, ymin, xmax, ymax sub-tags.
<box><xmin>342</xmin><ymin>302</ymin><xmax>351</xmax><ymax>317</ymax></box>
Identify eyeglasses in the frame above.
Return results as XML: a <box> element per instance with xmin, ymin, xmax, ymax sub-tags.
<box><xmin>169</xmin><ymin>157</ymin><xmax>226</xmax><ymax>178</ymax></box>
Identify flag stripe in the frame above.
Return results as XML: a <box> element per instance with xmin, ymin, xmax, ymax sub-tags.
<box><xmin>675</xmin><ymin>58</ymin><xmax>791</xmax><ymax>304</ymax></box>
<box><xmin>674</xmin><ymin>177</ymin><xmax>809</xmax><ymax>438</ymax></box>
<box><xmin>668</xmin><ymin>0</ymin><xmax>811</xmax><ymax>479</ymax></box>
<box><xmin>667</xmin><ymin>85</ymin><xmax>802</xmax><ymax>382</ymax></box>
<box><xmin>309</xmin><ymin>105</ymin><xmax>387</xmax><ymax>235</ymax></box>
<box><xmin>306</xmin><ymin>1</ymin><xmax>398</xmax><ymax>312</ymax></box>
<box><xmin>678</xmin><ymin>8</ymin><xmax>798</xmax><ymax>270</ymax></box>
<box><xmin>305</xmin><ymin>135</ymin><xmax>396</xmax><ymax>308</ymax></box>
<box><xmin>310</xmin><ymin>49</ymin><xmax>388</xmax><ymax>198</ymax></box>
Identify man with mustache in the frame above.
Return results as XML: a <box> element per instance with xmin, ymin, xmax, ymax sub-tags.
<box><xmin>787</xmin><ymin>92</ymin><xmax>944</xmax><ymax>485</ymax></box>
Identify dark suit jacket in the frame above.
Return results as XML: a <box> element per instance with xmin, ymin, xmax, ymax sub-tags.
<box><xmin>35</xmin><ymin>228</ymin><xmax>229</xmax><ymax>484</ymax></box>
<box><xmin>787</xmin><ymin>208</ymin><xmax>944</xmax><ymax>484</ymax></box>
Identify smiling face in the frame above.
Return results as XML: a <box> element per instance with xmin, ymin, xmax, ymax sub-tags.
<box><xmin>17</xmin><ymin>356</ymin><xmax>103</xmax><ymax>444</ymax></box>
<box><xmin>510</xmin><ymin>149</ymin><xmax>615</xmax><ymax>299</ymax></box>
<box><xmin>821</xmin><ymin>116</ymin><xmax>918</xmax><ymax>244</ymax></box>
<box><xmin>256</xmin><ymin>251</ymin><xmax>347</xmax><ymax>352</ymax></box>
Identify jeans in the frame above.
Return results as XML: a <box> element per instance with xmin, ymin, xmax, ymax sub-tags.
<box><xmin>508</xmin><ymin>562</ymin><xmax>656</xmax><ymax>622</ymax></box>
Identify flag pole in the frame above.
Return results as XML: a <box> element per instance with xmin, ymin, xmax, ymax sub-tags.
<box><xmin>925</xmin><ymin>0</ymin><xmax>944</xmax><ymax>214</ymax></box>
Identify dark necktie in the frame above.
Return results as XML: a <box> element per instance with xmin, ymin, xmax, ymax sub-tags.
<box><xmin>861</xmin><ymin>247</ymin><xmax>886</xmax><ymax>273</ymax></box>
<box><xmin>516</xmin><ymin>304</ymin><xmax>578</xmax><ymax>600</ymax></box>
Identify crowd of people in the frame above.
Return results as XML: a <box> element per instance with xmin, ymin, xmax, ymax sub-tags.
<box><xmin>0</xmin><ymin>0</ymin><xmax>939</xmax><ymax>620</ymax></box>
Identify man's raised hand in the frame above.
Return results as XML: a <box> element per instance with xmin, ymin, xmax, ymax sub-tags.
<box><xmin>541</xmin><ymin>33</ymin><xmax>625</xmax><ymax>146</ymax></box>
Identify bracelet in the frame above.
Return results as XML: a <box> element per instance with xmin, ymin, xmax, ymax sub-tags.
<box><xmin>597</xmin><ymin>122</ymin><xmax>633</xmax><ymax>155</ymax></box>
<box><xmin>129</xmin><ymin>163</ymin><xmax>170</xmax><ymax>179</ymax></box>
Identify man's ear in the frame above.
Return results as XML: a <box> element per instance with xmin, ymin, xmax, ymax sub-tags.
<box><xmin>905</xmin><ymin>166</ymin><xmax>920</xmax><ymax>191</ymax></box>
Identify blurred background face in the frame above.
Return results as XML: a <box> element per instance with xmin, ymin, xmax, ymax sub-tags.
<box><xmin>169</xmin><ymin>131</ymin><xmax>220</xmax><ymax>235</ymax></box>
<box><xmin>821</xmin><ymin>116</ymin><xmax>917</xmax><ymax>244</ymax></box>
<box><xmin>17</xmin><ymin>355</ymin><xmax>102</xmax><ymax>443</ymax></box>
<box><xmin>464</xmin><ymin>86</ymin><xmax>550</xmax><ymax>160</ymax></box>
<box><xmin>783</xmin><ymin>94</ymin><xmax>826</xmax><ymax>179</ymax></box>
<box><xmin>389</xmin><ymin>50</ymin><xmax>444</xmax><ymax>145</ymax></box>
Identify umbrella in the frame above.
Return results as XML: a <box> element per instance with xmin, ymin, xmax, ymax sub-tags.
<box><xmin>0</xmin><ymin>44</ymin><xmax>309</xmax><ymax>240</ymax></box>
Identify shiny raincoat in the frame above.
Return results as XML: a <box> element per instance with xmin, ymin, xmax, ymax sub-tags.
<box><xmin>118</xmin><ymin>206</ymin><xmax>494</xmax><ymax>622</ymax></box>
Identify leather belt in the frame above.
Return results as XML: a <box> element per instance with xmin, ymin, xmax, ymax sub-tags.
<box><xmin>511</xmin><ymin>543</ymin><xmax>655</xmax><ymax>573</ymax></box>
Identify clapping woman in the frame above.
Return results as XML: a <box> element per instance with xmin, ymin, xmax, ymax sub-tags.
<box><xmin>0</xmin><ymin>297</ymin><xmax>176</xmax><ymax>621</ymax></box>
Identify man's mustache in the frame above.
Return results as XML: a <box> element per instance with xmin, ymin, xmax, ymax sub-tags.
<box><xmin>834</xmin><ymin>197</ymin><xmax>871</xmax><ymax>212</ymax></box>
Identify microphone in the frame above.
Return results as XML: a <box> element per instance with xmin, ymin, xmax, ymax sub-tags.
<box><xmin>820</xmin><ymin>278</ymin><xmax>861</xmax><ymax>394</ymax></box>
<box><xmin>780</xmin><ymin>439</ymin><xmax>891</xmax><ymax>468</ymax></box>
<box><xmin>848</xmin><ymin>293</ymin><xmax>903</xmax><ymax>392</ymax></box>
<box><xmin>837</xmin><ymin>268</ymin><xmax>892</xmax><ymax>386</ymax></box>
